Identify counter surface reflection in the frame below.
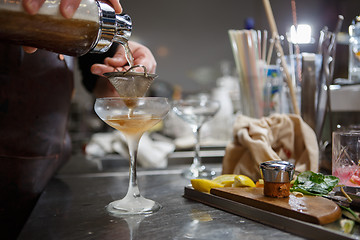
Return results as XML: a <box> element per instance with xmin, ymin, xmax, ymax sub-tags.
<box><xmin>18</xmin><ymin>155</ymin><xmax>304</xmax><ymax>240</ymax></box>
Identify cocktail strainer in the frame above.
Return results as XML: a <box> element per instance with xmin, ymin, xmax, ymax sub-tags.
<box><xmin>104</xmin><ymin>65</ymin><xmax>157</xmax><ymax>97</ymax></box>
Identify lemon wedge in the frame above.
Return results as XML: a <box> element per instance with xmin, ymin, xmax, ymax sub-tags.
<box><xmin>191</xmin><ymin>179</ymin><xmax>224</xmax><ymax>193</ymax></box>
<box><xmin>212</xmin><ymin>174</ymin><xmax>237</xmax><ymax>186</ymax></box>
<box><xmin>221</xmin><ymin>180</ymin><xmax>234</xmax><ymax>187</ymax></box>
<box><xmin>340</xmin><ymin>219</ymin><xmax>355</xmax><ymax>234</ymax></box>
<box><xmin>233</xmin><ymin>175</ymin><xmax>256</xmax><ymax>187</ymax></box>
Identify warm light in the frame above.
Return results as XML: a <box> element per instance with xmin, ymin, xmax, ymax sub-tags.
<box><xmin>289</xmin><ymin>24</ymin><xmax>312</xmax><ymax>44</ymax></box>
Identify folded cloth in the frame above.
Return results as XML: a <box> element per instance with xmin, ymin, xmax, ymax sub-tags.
<box><xmin>222</xmin><ymin>114</ymin><xmax>319</xmax><ymax>180</ymax></box>
<box><xmin>86</xmin><ymin>131</ymin><xmax>175</xmax><ymax>168</ymax></box>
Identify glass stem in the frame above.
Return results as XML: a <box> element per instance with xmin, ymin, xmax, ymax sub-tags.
<box><xmin>125</xmin><ymin>134</ymin><xmax>142</xmax><ymax>199</ymax></box>
<box><xmin>192</xmin><ymin>125</ymin><xmax>202</xmax><ymax>168</ymax></box>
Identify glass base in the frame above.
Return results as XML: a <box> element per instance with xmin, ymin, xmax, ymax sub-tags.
<box><xmin>182</xmin><ymin>165</ymin><xmax>216</xmax><ymax>179</ymax></box>
<box><xmin>106</xmin><ymin>196</ymin><xmax>162</xmax><ymax>216</ymax></box>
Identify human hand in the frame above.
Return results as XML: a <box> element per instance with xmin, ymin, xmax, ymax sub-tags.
<box><xmin>21</xmin><ymin>0</ymin><xmax>123</xmax><ymax>53</ymax></box>
<box><xmin>91</xmin><ymin>41</ymin><xmax>157</xmax><ymax>98</ymax></box>
<box><xmin>22</xmin><ymin>0</ymin><xmax>122</xmax><ymax>18</ymax></box>
<box><xmin>91</xmin><ymin>41</ymin><xmax>157</xmax><ymax>76</ymax></box>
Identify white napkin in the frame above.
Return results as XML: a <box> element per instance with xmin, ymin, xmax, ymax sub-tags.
<box><xmin>85</xmin><ymin>131</ymin><xmax>175</xmax><ymax>168</ymax></box>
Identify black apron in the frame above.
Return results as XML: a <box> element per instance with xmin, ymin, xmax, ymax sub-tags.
<box><xmin>0</xmin><ymin>43</ymin><xmax>74</xmax><ymax>239</ymax></box>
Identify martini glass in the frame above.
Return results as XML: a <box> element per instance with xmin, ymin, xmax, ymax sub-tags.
<box><xmin>172</xmin><ymin>99</ymin><xmax>220</xmax><ymax>179</ymax></box>
<box><xmin>94</xmin><ymin>97</ymin><xmax>170</xmax><ymax>215</ymax></box>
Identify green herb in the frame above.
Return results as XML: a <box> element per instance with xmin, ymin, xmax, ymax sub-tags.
<box><xmin>290</xmin><ymin>171</ymin><xmax>339</xmax><ymax>196</ymax></box>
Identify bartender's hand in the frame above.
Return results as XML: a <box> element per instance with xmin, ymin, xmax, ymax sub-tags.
<box><xmin>22</xmin><ymin>0</ymin><xmax>122</xmax><ymax>17</ymax></box>
<box><xmin>91</xmin><ymin>41</ymin><xmax>157</xmax><ymax>75</ymax></box>
<box><xmin>91</xmin><ymin>41</ymin><xmax>157</xmax><ymax>98</ymax></box>
<box><xmin>22</xmin><ymin>0</ymin><xmax>123</xmax><ymax>53</ymax></box>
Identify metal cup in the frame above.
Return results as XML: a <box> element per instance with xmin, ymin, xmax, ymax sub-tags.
<box><xmin>260</xmin><ymin>160</ymin><xmax>295</xmax><ymax>183</ymax></box>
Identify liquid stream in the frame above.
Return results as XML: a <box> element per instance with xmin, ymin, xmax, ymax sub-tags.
<box><xmin>123</xmin><ymin>42</ymin><xmax>134</xmax><ymax>68</ymax></box>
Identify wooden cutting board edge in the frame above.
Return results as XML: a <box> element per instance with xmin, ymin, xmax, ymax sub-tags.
<box><xmin>183</xmin><ymin>186</ymin><xmax>354</xmax><ymax>240</ymax></box>
<box><xmin>210</xmin><ymin>187</ymin><xmax>342</xmax><ymax>225</ymax></box>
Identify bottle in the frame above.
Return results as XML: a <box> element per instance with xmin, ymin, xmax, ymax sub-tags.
<box><xmin>0</xmin><ymin>0</ymin><xmax>132</xmax><ymax>56</ymax></box>
<box><xmin>349</xmin><ymin>15</ymin><xmax>360</xmax><ymax>82</ymax></box>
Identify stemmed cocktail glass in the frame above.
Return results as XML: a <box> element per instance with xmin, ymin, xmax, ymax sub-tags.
<box><xmin>172</xmin><ymin>99</ymin><xmax>220</xmax><ymax>179</ymax></box>
<box><xmin>94</xmin><ymin>97</ymin><xmax>170</xmax><ymax>215</ymax></box>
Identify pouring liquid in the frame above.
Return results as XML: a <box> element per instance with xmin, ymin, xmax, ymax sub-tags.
<box><xmin>117</xmin><ymin>41</ymin><xmax>136</xmax><ymax>117</ymax></box>
<box><xmin>123</xmin><ymin>43</ymin><xmax>134</xmax><ymax>68</ymax></box>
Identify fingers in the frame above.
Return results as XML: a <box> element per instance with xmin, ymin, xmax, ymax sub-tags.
<box><xmin>104</xmin><ymin>56</ymin><xmax>128</xmax><ymax>68</ymax></box>
<box><xmin>108</xmin><ymin>0</ymin><xmax>123</xmax><ymax>14</ymax></box>
<box><xmin>23</xmin><ymin>0</ymin><xmax>81</xmax><ymax>18</ymax></box>
<box><xmin>22</xmin><ymin>46</ymin><xmax>38</xmax><ymax>54</ymax></box>
<box><xmin>91</xmin><ymin>63</ymin><xmax>127</xmax><ymax>76</ymax></box>
<box><xmin>22</xmin><ymin>0</ymin><xmax>45</xmax><ymax>15</ymax></box>
<box><xmin>22</xmin><ymin>0</ymin><xmax>121</xmax><ymax>17</ymax></box>
<box><xmin>132</xmin><ymin>54</ymin><xmax>157</xmax><ymax>74</ymax></box>
<box><xmin>91</xmin><ymin>41</ymin><xmax>157</xmax><ymax>76</ymax></box>
<box><xmin>129</xmin><ymin>41</ymin><xmax>157</xmax><ymax>73</ymax></box>
<box><xmin>59</xmin><ymin>0</ymin><xmax>81</xmax><ymax>18</ymax></box>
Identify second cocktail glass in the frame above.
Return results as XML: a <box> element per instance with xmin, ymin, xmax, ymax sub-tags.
<box><xmin>94</xmin><ymin>97</ymin><xmax>170</xmax><ymax>215</ymax></box>
<box><xmin>172</xmin><ymin>99</ymin><xmax>220</xmax><ymax>179</ymax></box>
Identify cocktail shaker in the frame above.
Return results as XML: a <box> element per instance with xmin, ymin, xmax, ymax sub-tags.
<box><xmin>0</xmin><ymin>0</ymin><xmax>132</xmax><ymax>56</ymax></box>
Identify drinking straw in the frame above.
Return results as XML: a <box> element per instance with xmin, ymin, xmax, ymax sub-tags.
<box><xmin>291</xmin><ymin>0</ymin><xmax>302</xmax><ymax>84</ymax></box>
<box><xmin>266</xmin><ymin>32</ymin><xmax>275</xmax><ymax>65</ymax></box>
<box><xmin>262</xmin><ymin>30</ymin><xmax>268</xmax><ymax>61</ymax></box>
<box><xmin>247</xmin><ymin>30</ymin><xmax>262</xmax><ymax>117</ymax></box>
<box><xmin>229</xmin><ymin>30</ymin><xmax>251</xmax><ymax>116</ymax></box>
<box><xmin>257</xmin><ymin>30</ymin><xmax>262</xmax><ymax>60</ymax></box>
<box><xmin>262</xmin><ymin>0</ymin><xmax>300</xmax><ymax>115</ymax></box>
<box><xmin>229</xmin><ymin>29</ymin><xmax>267</xmax><ymax>118</ymax></box>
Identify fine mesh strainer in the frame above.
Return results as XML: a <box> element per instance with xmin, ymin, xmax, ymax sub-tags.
<box><xmin>103</xmin><ymin>65</ymin><xmax>157</xmax><ymax>97</ymax></box>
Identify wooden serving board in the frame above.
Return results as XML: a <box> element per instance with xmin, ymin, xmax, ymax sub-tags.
<box><xmin>210</xmin><ymin>187</ymin><xmax>341</xmax><ymax>225</ymax></box>
<box><xmin>183</xmin><ymin>186</ymin><xmax>355</xmax><ymax>240</ymax></box>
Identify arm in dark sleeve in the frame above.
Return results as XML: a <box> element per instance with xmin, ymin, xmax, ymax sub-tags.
<box><xmin>78</xmin><ymin>43</ymin><xmax>119</xmax><ymax>93</ymax></box>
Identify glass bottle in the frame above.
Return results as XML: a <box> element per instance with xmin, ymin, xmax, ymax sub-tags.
<box><xmin>0</xmin><ymin>0</ymin><xmax>131</xmax><ymax>56</ymax></box>
<box><xmin>349</xmin><ymin>15</ymin><xmax>360</xmax><ymax>82</ymax></box>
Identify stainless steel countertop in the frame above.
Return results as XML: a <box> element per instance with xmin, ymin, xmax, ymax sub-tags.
<box><xmin>18</xmin><ymin>154</ymin><xmax>305</xmax><ymax>240</ymax></box>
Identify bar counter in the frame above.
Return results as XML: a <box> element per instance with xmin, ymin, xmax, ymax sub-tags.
<box><xmin>17</xmin><ymin>154</ymin><xmax>315</xmax><ymax>239</ymax></box>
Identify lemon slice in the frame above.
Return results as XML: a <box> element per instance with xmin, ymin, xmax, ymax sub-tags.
<box><xmin>255</xmin><ymin>179</ymin><xmax>264</xmax><ymax>187</ymax></box>
<box><xmin>233</xmin><ymin>175</ymin><xmax>256</xmax><ymax>187</ymax></box>
<box><xmin>191</xmin><ymin>179</ymin><xmax>224</xmax><ymax>193</ymax></box>
<box><xmin>222</xmin><ymin>180</ymin><xmax>235</xmax><ymax>187</ymax></box>
<box><xmin>340</xmin><ymin>219</ymin><xmax>355</xmax><ymax>234</ymax></box>
<box><xmin>212</xmin><ymin>174</ymin><xmax>237</xmax><ymax>186</ymax></box>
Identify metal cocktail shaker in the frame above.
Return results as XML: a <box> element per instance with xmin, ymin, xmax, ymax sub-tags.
<box><xmin>0</xmin><ymin>0</ymin><xmax>132</xmax><ymax>56</ymax></box>
<box><xmin>260</xmin><ymin>160</ymin><xmax>295</xmax><ymax>198</ymax></box>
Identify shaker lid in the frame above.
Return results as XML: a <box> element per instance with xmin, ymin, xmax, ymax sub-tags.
<box><xmin>260</xmin><ymin>160</ymin><xmax>295</xmax><ymax>183</ymax></box>
<box><xmin>91</xmin><ymin>1</ymin><xmax>132</xmax><ymax>53</ymax></box>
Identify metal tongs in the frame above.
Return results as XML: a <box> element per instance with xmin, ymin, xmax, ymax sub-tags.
<box><xmin>315</xmin><ymin>15</ymin><xmax>343</xmax><ymax>141</ymax></box>
<box><xmin>324</xmin><ymin>187</ymin><xmax>360</xmax><ymax>222</ymax></box>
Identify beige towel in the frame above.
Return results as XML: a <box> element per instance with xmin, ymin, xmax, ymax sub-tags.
<box><xmin>222</xmin><ymin>114</ymin><xmax>319</xmax><ymax>180</ymax></box>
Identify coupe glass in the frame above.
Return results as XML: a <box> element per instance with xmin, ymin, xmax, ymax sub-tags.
<box><xmin>94</xmin><ymin>97</ymin><xmax>170</xmax><ymax>215</ymax></box>
<box><xmin>172</xmin><ymin>99</ymin><xmax>220</xmax><ymax>179</ymax></box>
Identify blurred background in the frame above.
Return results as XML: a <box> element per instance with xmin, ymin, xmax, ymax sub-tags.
<box><xmin>68</xmin><ymin>0</ymin><xmax>360</xmax><ymax>172</ymax></box>
<box><xmin>120</xmin><ymin>0</ymin><xmax>359</xmax><ymax>92</ymax></box>
<box><xmin>73</xmin><ymin>0</ymin><xmax>359</xmax><ymax>98</ymax></box>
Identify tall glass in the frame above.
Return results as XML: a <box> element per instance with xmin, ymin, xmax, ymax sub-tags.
<box><xmin>172</xmin><ymin>99</ymin><xmax>220</xmax><ymax>179</ymax></box>
<box><xmin>332</xmin><ymin>130</ymin><xmax>360</xmax><ymax>187</ymax></box>
<box><xmin>94</xmin><ymin>97</ymin><xmax>170</xmax><ymax>215</ymax></box>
